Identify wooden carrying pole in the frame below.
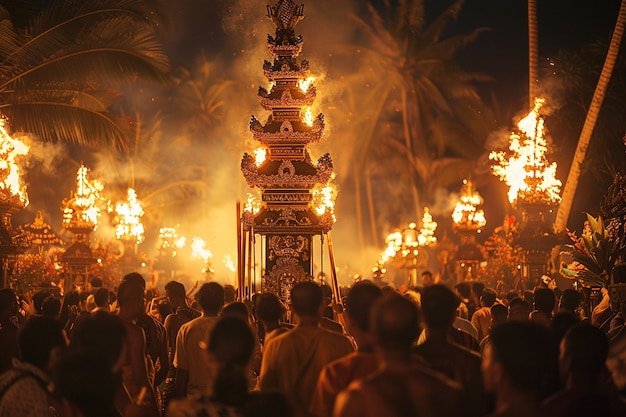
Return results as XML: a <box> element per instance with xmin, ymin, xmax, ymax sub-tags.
<box><xmin>236</xmin><ymin>202</ymin><xmax>245</xmax><ymax>301</ymax></box>
<box><xmin>324</xmin><ymin>231</ymin><xmax>345</xmax><ymax>326</ymax></box>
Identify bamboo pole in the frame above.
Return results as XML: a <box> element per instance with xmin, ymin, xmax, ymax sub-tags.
<box><xmin>236</xmin><ymin>202</ymin><xmax>244</xmax><ymax>300</ymax></box>
<box><xmin>247</xmin><ymin>228</ymin><xmax>254</xmax><ymax>298</ymax></box>
<box><xmin>324</xmin><ymin>231</ymin><xmax>345</xmax><ymax>327</ymax></box>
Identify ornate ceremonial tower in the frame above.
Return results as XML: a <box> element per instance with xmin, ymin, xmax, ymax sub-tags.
<box><xmin>241</xmin><ymin>0</ymin><xmax>335</xmax><ymax>299</ymax></box>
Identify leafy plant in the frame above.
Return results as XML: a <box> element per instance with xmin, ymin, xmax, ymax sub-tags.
<box><xmin>561</xmin><ymin>213</ymin><xmax>626</xmax><ymax>287</ymax></box>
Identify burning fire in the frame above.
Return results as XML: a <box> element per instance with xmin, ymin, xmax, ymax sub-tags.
<box><xmin>490</xmin><ymin>98</ymin><xmax>562</xmax><ymax>204</ymax></box>
<box><xmin>298</xmin><ymin>76</ymin><xmax>315</xmax><ymax>93</ymax></box>
<box><xmin>418</xmin><ymin>207</ymin><xmax>437</xmax><ymax>246</ymax></box>
<box><xmin>0</xmin><ymin>118</ymin><xmax>29</xmax><ymax>206</ymax></box>
<box><xmin>63</xmin><ymin>165</ymin><xmax>109</xmax><ymax>229</ymax></box>
<box><xmin>191</xmin><ymin>237</ymin><xmax>213</xmax><ymax>262</ymax></box>
<box><xmin>114</xmin><ymin>188</ymin><xmax>144</xmax><ymax>244</ymax></box>
<box><xmin>312</xmin><ymin>179</ymin><xmax>337</xmax><ymax>221</ymax></box>
<box><xmin>302</xmin><ymin>107</ymin><xmax>314</xmax><ymax>126</ymax></box>
<box><xmin>254</xmin><ymin>148</ymin><xmax>267</xmax><ymax>166</ymax></box>
<box><xmin>452</xmin><ymin>180</ymin><xmax>486</xmax><ymax>231</ymax></box>
<box><xmin>244</xmin><ymin>191</ymin><xmax>262</xmax><ymax>215</ymax></box>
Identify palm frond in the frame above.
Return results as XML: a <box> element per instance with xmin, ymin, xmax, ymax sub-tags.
<box><xmin>0</xmin><ymin>102</ymin><xmax>131</xmax><ymax>150</ymax></box>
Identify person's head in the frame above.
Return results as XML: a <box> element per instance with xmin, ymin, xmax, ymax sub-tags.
<box><xmin>420</xmin><ymin>284</ymin><xmax>459</xmax><ymax>330</ymax></box>
<box><xmin>70</xmin><ymin>311</ymin><xmax>127</xmax><ymax>371</ymax></box>
<box><xmin>345</xmin><ymin>281</ymin><xmax>383</xmax><ymax>334</ymax></box>
<box><xmin>165</xmin><ymin>280</ymin><xmax>186</xmax><ymax>306</ymax></box>
<box><xmin>53</xmin><ymin>350</ymin><xmax>119</xmax><ymax>417</ymax></box>
<box><xmin>455</xmin><ymin>282</ymin><xmax>471</xmax><ymax>300</ymax></box>
<box><xmin>290</xmin><ymin>281</ymin><xmax>323</xmax><ymax>318</ymax></box>
<box><xmin>254</xmin><ymin>292</ymin><xmax>285</xmax><ymax>323</ymax></box>
<box><xmin>122</xmin><ymin>272</ymin><xmax>146</xmax><ymax>290</ymax></box>
<box><xmin>490</xmin><ymin>303</ymin><xmax>508</xmax><ymax>328</ymax></box>
<box><xmin>481</xmin><ymin>321</ymin><xmax>550</xmax><ymax>397</ymax></box>
<box><xmin>507</xmin><ymin>297</ymin><xmax>530</xmax><ymax>322</ymax></box>
<box><xmin>222</xmin><ymin>301</ymin><xmax>250</xmax><ymax>322</ymax></box>
<box><xmin>0</xmin><ymin>288</ymin><xmax>19</xmax><ymax>318</ymax></box>
<box><xmin>116</xmin><ymin>279</ymin><xmax>145</xmax><ymax>315</ymax></box>
<box><xmin>481</xmin><ymin>287</ymin><xmax>497</xmax><ymax>308</ymax></box>
<box><xmin>371</xmin><ymin>292</ymin><xmax>420</xmax><ymax>351</ymax></box>
<box><xmin>472</xmin><ymin>281</ymin><xmax>485</xmax><ymax>299</ymax></box>
<box><xmin>93</xmin><ymin>287</ymin><xmax>110</xmax><ymax>309</ymax></box>
<box><xmin>223</xmin><ymin>284</ymin><xmax>237</xmax><ymax>304</ymax></box>
<box><xmin>559</xmin><ymin>323</ymin><xmax>609</xmax><ymax>384</ymax></box>
<box><xmin>421</xmin><ymin>270</ymin><xmax>434</xmax><ymax>286</ymax></box>
<box><xmin>19</xmin><ymin>315</ymin><xmax>67</xmax><ymax>371</ymax></box>
<box><xmin>559</xmin><ymin>289</ymin><xmax>581</xmax><ymax>313</ymax></box>
<box><xmin>33</xmin><ymin>290</ymin><xmax>52</xmax><ymax>314</ymax></box>
<box><xmin>320</xmin><ymin>284</ymin><xmax>333</xmax><ymax>305</ymax></box>
<box><xmin>207</xmin><ymin>315</ymin><xmax>255</xmax><ymax>406</ymax></box>
<box><xmin>89</xmin><ymin>277</ymin><xmax>103</xmax><ymax>290</ymax></box>
<box><xmin>196</xmin><ymin>282</ymin><xmax>225</xmax><ymax>315</ymax></box>
<box><xmin>550</xmin><ymin>312</ymin><xmax>581</xmax><ymax>345</ymax></box>
<box><xmin>534</xmin><ymin>287</ymin><xmax>556</xmax><ymax>315</ymax></box>
<box><xmin>41</xmin><ymin>296</ymin><xmax>61</xmax><ymax>319</ymax></box>
<box><xmin>523</xmin><ymin>290</ymin><xmax>534</xmax><ymax>306</ymax></box>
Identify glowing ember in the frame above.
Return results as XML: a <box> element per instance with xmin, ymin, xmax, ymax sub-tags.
<box><xmin>63</xmin><ymin>165</ymin><xmax>109</xmax><ymax>230</ymax></box>
<box><xmin>418</xmin><ymin>207</ymin><xmax>437</xmax><ymax>246</ymax></box>
<box><xmin>0</xmin><ymin>118</ymin><xmax>29</xmax><ymax>206</ymax></box>
<box><xmin>490</xmin><ymin>98</ymin><xmax>562</xmax><ymax>204</ymax></box>
<box><xmin>254</xmin><ymin>148</ymin><xmax>267</xmax><ymax>166</ymax></box>
<box><xmin>452</xmin><ymin>180</ymin><xmax>486</xmax><ymax>232</ymax></box>
<box><xmin>114</xmin><ymin>188</ymin><xmax>144</xmax><ymax>244</ymax></box>
<box><xmin>312</xmin><ymin>179</ymin><xmax>337</xmax><ymax>221</ymax></box>
<box><xmin>302</xmin><ymin>107</ymin><xmax>314</xmax><ymax>126</ymax></box>
<box><xmin>380</xmin><ymin>230</ymin><xmax>403</xmax><ymax>264</ymax></box>
<box><xmin>298</xmin><ymin>76</ymin><xmax>315</xmax><ymax>93</ymax></box>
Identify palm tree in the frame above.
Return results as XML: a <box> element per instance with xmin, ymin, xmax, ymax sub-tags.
<box><xmin>554</xmin><ymin>0</ymin><xmax>626</xmax><ymax>234</ymax></box>
<box><xmin>337</xmin><ymin>0</ymin><xmax>489</xmax><ymax>231</ymax></box>
<box><xmin>0</xmin><ymin>0</ymin><xmax>169</xmax><ymax>150</ymax></box>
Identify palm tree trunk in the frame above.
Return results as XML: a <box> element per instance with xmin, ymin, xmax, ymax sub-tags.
<box><xmin>528</xmin><ymin>0</ymin><xmax>539</xmax><ymax>106</ymax></box>
<box><xmin>365</xmin><ymin>166</ymin><xmax>379</xmax><ymax>247</ymax></box>
<box><xmin>554</xmin><ymin>0</ymin><xmax>626</xmax><ymax>233</ymax></box>
<box><xmin>354</xmin><ymin>173</ymin><xmax>366</xmax><ymax>252</ymax></box>
<box><xmin>401</xmin><ymin>89</ymin><xmax>422</xmax><ymax>218</ymax></box>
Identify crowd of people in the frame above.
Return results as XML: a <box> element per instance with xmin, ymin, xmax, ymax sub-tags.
<box><xmin>0</xmin><ymin>271</ymin><xmax>626</xmax><ymax>417</ymax></box>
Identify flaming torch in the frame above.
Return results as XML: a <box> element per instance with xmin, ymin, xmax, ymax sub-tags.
<box><xmin>60</xmin><ymin>164</ymin><xmax>109</xmax><ymax>293</ymax></box>
<box><xmin>114</xmin><ymin>188</ymin><xmax>145</xmax><ymax>245</ymax></box>
<box><xmin>452</xmin><ymin>180</ymin><xmax>486</xmax><ymax>280</ymax></box>
<box><xmin>0</xmin><ymin>118</ymin><xmax>30</xmax><ymax>288</ymax></box>
<box><xmin>490</xmin><ymin>98</ymin><xmax>561</xmax><ymax>284</ymax></box>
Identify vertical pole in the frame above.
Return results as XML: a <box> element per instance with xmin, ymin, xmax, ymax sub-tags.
<box><xmin>247</xmin><ymin>228</ymin><xmax>254</xmax><ymax>298</ymax></box>
<box><xmin>236</xmin><ymin>202</ymin><xmax>244</xmax><ymax>301</ymax></box>
<box><xmin>324</xmin><ymin>231</ymin><xmax>345</xmax><ymax>327</ymax></box>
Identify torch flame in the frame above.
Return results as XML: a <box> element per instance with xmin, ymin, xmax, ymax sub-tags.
<box><xmin>114</xmin><ymin>188</ymin><xmax>144</xmax><ymax>244</ymax></box>
<box><xmin>302</xmin><ymin>107</ymin><xmax>314</xmax><ymax>127</ymax></box>
<box><xmin>298</xmin><ymin>76</ymin><xmax>315</xmax><ymax>93</ymax></box>
<box><xmin>490</xmin><ymin>97</ymin><xmax>562</xmax><ymax>204</ymax></box>
<box><xmin>0</xmin><ymin>118</ymin><xmax>29</xmax><ymax>206</ymax></box>
<box><xmin>63</xmin><ymin>165</ymin><xmax>109</xmax><ymax>229</ymax></box>
<box><xmin>254</xmin><ymin>148</ymin><xmax>267</xmax><ymax>166</ymax></box>
<box><xmin>312</xmin><ymin>179</ymin><xmax>337</xmax><ymax>221</ymax></box>
<box><xmin>452</xmin><ymin>180</ymin><xmax>487</xmax><ymax>231</ymax></box>
<box><xmin>244</xmin><ymin>191</ymin><xmax>262</xmax><ymax>215</ymax></box>
<box><xmin>418</xmin><ymin>207</ymin><xmax>437</xmax><ymax>246</ymax></box>
<box><xmin>191</xmin><ymin>237</ymin><xmax>213</xmax><ymax>262</ymax></box>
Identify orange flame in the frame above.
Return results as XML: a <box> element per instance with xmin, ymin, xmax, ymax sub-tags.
<box><xmin>312</xmin><ymin>177</ymin><xmax>337</xmax><ymax>221</ymax></box>
<box><xmin>0</xmin><ymin>119</ymin><xmax>29</xmax><ymax>206</ymax></box>
<box><xmin>298</xmin><ymin>76</ymin><xmax>315</xmax><ymax>93</ymax></box>
<box><xmin>490</xmin><ymin>98</ymin><xmax>562</xmax><ymax>204</ymax></box>
<box><xmin>254</xmin><ymin>148</ymin><xmax>267</xmax><ymax>166</ymax></box>
<box><xmin>452</xmin><ymin>180</ymin><xmax>486</xmax><ymax>231</ymax></box>
<box><xmin>302</xmin><ymin>107</ymin><xmax>314</xmax><ymax>126</ymax></box>
<box><xmin>115</xmin><ymin>188</ymin><xmax>144</xmax><ymax>244</ymax></box>
<box><xmin>418</xmin><ymin>207</ymin><xmax>437</xmax><ymax>246</ymax></box>
<box><xmin>63</xmin><ymin>165</ymin><xmax>109</xmax><ymax>229</ymax></box>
